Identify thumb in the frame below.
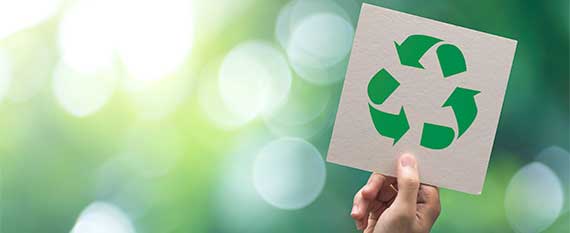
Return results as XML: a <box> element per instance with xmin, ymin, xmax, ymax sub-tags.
<box><xmin>393</xmin><ymin>153</ymin><xmax>420</xmax><ymax>213</ymax></box>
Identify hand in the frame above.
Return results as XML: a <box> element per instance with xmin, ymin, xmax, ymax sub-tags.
<box><xmin>350</xmin><ymin>154</ymin><xmax>441</xmax><ymax>233</ymax></box>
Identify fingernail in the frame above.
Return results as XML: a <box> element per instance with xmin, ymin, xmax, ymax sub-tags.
<box><xmin>400</xmin><ymin>154</ymin><xmax>416</xmax><ymax>168</ymax></box>
<box><xmin>351</xmin><ymin>204</ymin><xmax>358</xmax><ymax>215</ymax></box>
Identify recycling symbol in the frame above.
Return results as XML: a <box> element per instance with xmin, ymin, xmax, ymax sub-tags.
<box><xmin>368</xmin><ymin>34</ymin><xmax>480</xmax><ymax>150</ymax></box>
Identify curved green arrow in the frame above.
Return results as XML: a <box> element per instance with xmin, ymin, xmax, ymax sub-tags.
<box><xmin>368</xmin><ymin>69</ymin><xmax>400</xmax><ymax>105</ymax></box>
<box><xmin>394</xmin><ymin>35</ymin><xmax>442</xmax><ymax>69</ymax></box>
<box><xmin>420</xmin><ymin>123</ymin><xmax>455</xmax><ymax>149</ymax></box>
<box><xmin>443</xmin><ymin>87</ymin><xmax>480</xmax><ymax>138</ymax></box>
<box><xmin>436</xmin><ymin>44</ymin><xmax>467</xmax><ymax>78</ymax></box>
<box><xmin>369</xmin><ymin>105</ymin><xmax>409</xmax><ymax>145</ymax></box>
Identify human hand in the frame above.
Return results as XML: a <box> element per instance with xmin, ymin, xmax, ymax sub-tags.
<box><xmin>350</xmin><ymin>154</ymin><xmax>441</xmax><ymax>233</ymax></box>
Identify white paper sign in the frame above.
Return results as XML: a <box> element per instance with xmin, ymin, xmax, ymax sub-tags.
<box><xmin>327</xmin><ymin>3</ymin><xmax>517</xmax><ymax>194</ymax></box>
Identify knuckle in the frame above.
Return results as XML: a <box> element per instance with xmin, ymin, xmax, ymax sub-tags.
<box><xmin>400</xmin><ymin>176</ymin><xmax>420</xmax><ymax>188</ymax></box>
<box><xmin>371</xmin><ymin>173</ymin><xmax>384</xmax><ymax>182</ymax></box>
<box><xmin>361</xmin><ymin>187</ymin><xmax>374</xmax><ymax>199</ymax></box>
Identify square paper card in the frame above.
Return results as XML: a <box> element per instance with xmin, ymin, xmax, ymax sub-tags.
<box><xmin>327</xmin><ymin>4</ymin><xmax>517</xmax><ymax>194</ymax></box>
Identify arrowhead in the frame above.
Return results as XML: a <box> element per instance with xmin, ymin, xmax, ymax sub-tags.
<box><xmin>368</xmin><ymin>105</ymin><xmax>410</xmax><ymax>145</ymax></box>
<box><xmin>442</xmin><ymin>87</ymin><xmax>480</xmax><ymax>138</ymax></box>
<box><xmin>394</xmin><ymin>41</ymin><xmax>424</xmax><ymax>69</ymax></box>
<box><xmin>443</xmin><ymin>87</ymin><xmax>480</xmax><ymax>107</ymax></box>
<box><xmin>393</xmin><ymin>107</ymin><xmax>409</xmax><ymax>144</ymax></box>
<box><xmin>394</xmin><ymin>35</ymin><xmax>442</xmax><ymax>69</ymax></box>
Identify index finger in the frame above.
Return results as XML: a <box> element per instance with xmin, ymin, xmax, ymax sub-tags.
<box><xmin>361</xmin><ymin>173</ymin><xmax>386</xmax><ymax>200</ymax></box>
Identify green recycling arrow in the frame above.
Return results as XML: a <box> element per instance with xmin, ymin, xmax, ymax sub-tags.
<box><xmin>368</xmin><ymin>34</ymin><xmax>478</xmax><ymax>150</ymax></box>
<box><xmin>395</xmin><ymin>35</ymin><xmax>467</xmax><ymax>79</ymax></box>
<box><xmin>420</xmin><ymin>123</ymin><xmax>455</xmax><ymax>149</ymax></box>
<box><xmin>437</xmin><ymin>44</ymin><xmax>467</xmax><ymax>78</ymax></box>
<box><xmin>443</xmin><ymin>87</ymin><xmax>480</xmax><ymax>137</ymax></box>
<box><xmin>368</xmin><ymin>69</ymin><xmax>399</xmax><ymax>105</ymax></box>
<box><xmin>369</xmin><ymin>105</ymin><xmax>409</xmax><ymax>145</ymax></box>
<box><xmin>367</xmin><ymin>68</ymin><xmax>409</xmax><ymax>144</ymax></box>
<box><xmin>395</xmin><ymin>35</ymin><xmax>442</xmax><ymax>69</ymax></box>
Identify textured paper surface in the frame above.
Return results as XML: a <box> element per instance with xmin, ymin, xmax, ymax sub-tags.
<box><xmin>326</xmin><ymin>4</ymin><xmax>517</xmax><ymax>194</ymax></box>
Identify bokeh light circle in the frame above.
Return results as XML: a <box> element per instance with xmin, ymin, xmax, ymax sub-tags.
<box><xmin>505</xmin><ymin>162</ymin><xmax>563</xmax><ymax>233</ymax></box>
<box><xmin>116</xmin><ymin>0</ymin><xmax>194</xmax><ymax>81</ymax></box>
<box><xmin>253</xmin><ymin>137</ymin><xmax>326</xmax><ymax>210</ymax></box>
<box><xmin>535</xmin><ymin>146</ymin><xmax>570</xmax><ymax>213</ymax></box>
<box><xmin>219</xmin><ymin>41</ymin><xmax>292</xmax><ymax>122</ymax></box>
<box><xmin>58</xmin><ymin>0</ymin><xmax>118</xmax><ymax>73</ymax></box>
<box><xmin>275</xmin><ymin>0</ymin><xmax>352</xmax><ymax>49</ymax></box>
<box><xmin>71</xmin><ymin>201</ymin><xmax>135</xmax><ymax>233</ymax></box>
<box><xmin>0</xmin><ymin>0</ymin><xmax>62</xmax><ymax>40</ymax></box>
<box><xmin>198</xmin><ymin>61</ymin><xmax>252</xmax><ymax>129</ymax></box>
<box><xmin>288</xmin><ymin>13</ymin><xmax>354</xmax><ymax>68</ymax></box>
<box><xmin>59</xmin><ymin>0</ymin><xmax>193</xmax><ymax>81</ymax></box>
<box><xmin>275</xmin><ymin>0</ymin><xmax>354</xmax><ymax>85</ymax></box>
<box><xmin>52</xmin><ymin>61</ymin><xmax>116</xmax><ymax>117</ymax></box>
<box><xmin>287</xmin><ymin>13</ymin><xmax>354</xmax><ymax>85</ymax></box>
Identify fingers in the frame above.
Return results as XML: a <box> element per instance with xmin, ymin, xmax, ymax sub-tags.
<box><xmin>363</xmin><ymin>201</ymin><xmax>386</xmax><ymax>233</ymax></box>
<box><xmin>417</xmin><ymin>184</ymin><xmax>441</xmax><ymax>224</ymax></box>
<box><xmin>362</xmin><ymin>173</ymin><xmax>385</xmax><ymax>200</ymax></box>
<box><xmin>393</xmin><ymin>153</ymin><xmax>420</xmax><ymax>214</ymax></box>
<box><xmin>351</xmin><ymin>173</ymin><xmax>386</xmax><ymax>230</ymax></box>
<box><xmin>351</xmin><ymin>191</ymin><xmax>367</xmax><ymax>229</ymax></box>
<box><xmin>364</xmin><ymin>209</ymin><xmax>382</xmax><ymax>233</ymax></box>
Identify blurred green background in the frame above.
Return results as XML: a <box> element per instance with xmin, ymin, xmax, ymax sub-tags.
<box><xmin>0</xmin><ymin>0</ymin><xmax>568</xmax><ymax>232</ymax></box>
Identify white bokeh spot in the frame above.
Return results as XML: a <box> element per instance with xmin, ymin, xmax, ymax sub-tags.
<box><xmin>58</xmin><ymin>0</ymin><xmax>194</xmax><ymax>81</ymax></box>
<box><xmin>505</xmin><ymin>162</ymin><xmax>563</xmax><ymax>233</ymax></box>
<box><xmin>52</xmin><ymin>61</ymin><xmax>116</xmax><ymax>117</ymax></box>
<box><xmin>276</xmin><ymin>0</ymin><xmax>354</xmax><ymax>85</ymax></box>
<box><xmin>58</xmin><ymin>0</ymin><xmax>119</xmax><ymax>73</ymax></box>
<box><xmin>0</xmin><ymin>0</ymin><xmax>62</xmax><ymax>40</ymax></box>
<box><xmin>71</xmin><ymin>201</ymin><xmax>135</xmax><ymax>233</ymax></box>
<box><xmin>535</xmin><ymin>146</ymin><xmax>570</xmax><ymax>213</ymax></box>
<box><xmin>253</xmin><ymin>137</ymin><xmax>326</xmax><ymax>210</ymax></box>
<box><xmin>198</xmin><ymin>61</ymin><xmax>252</xmax><ymax>129</ymax></box>
<box><xmin>116</xmin><ymin>0</ymin><xmax>194</xmax><ymax>81</ymax></box>
<box><xmin>288</xmin><ymin>13</ymin><xmax>354</xmax><ymax>68</ymax></box>
<box><xmin>219</xmin><ymin>41</ymin><xmax>292</xmax><ymax>123</ymax></box>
